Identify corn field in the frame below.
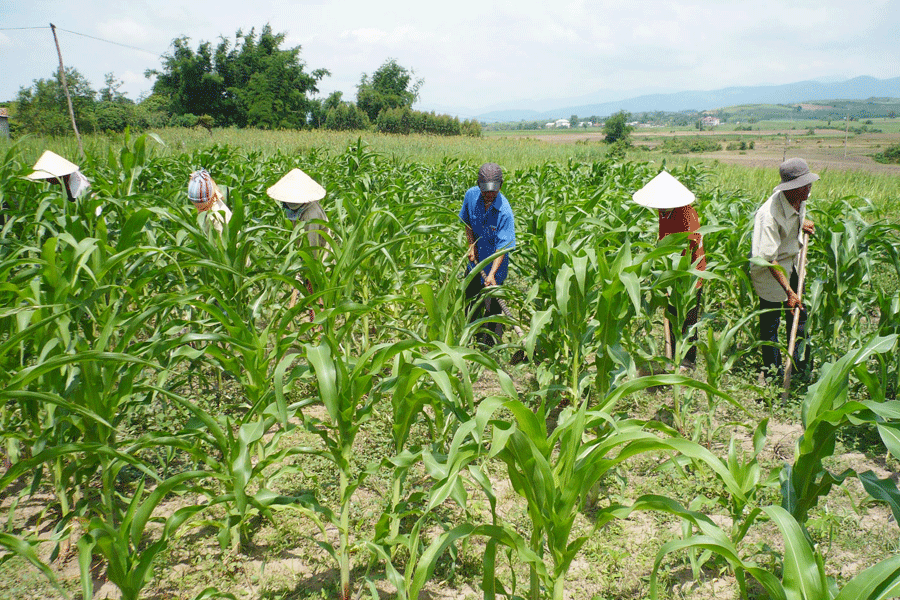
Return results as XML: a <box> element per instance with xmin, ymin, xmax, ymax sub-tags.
<box><xmin>2</xmin><ymin>133</ymin><xmax>900</xmax><ymax>600</ymax></box>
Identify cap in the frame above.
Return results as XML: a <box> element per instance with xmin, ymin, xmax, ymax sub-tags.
<box><xmin>477</xmin><ymin>163</ymin><xmax>503</xmax><ymax>193</ymax></box>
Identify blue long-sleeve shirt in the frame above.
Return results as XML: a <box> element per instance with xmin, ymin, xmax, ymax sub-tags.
<box><xmin>458</xmin><ymin>186</ymin><xmax>516</xmax><ymax>284</ymax></box>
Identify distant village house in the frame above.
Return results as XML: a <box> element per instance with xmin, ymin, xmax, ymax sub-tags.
<box><xmin>0</xmin><ymin>108</ymin><xmax>8</xmax><ymax>139</ymax></box>
<box><xmin>700</xmin><ymin>115</ymin><xmax>720</xmax><ymax>127</ymax></box>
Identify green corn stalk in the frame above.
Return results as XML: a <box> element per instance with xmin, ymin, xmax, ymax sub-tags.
<box><xmin>651</xmin><ymin>500</ymin><xmax>900</xmax><ymax>600</ymax></box>
<box><xmin>75</xmin><ymin>470</ymin><xmax>208</xmax><ymax>600</ymax></box>
<box><xmin>782</xmin><ymin>334</ymin><xmax>900</xmax><ymax>535</ymax></box>
<box><xmin>299</xmin><ymin>335</ymin><xmax>424</xmax><ymax>600</ymax></box>
<box><xmin>90</xmin><ymin>131</ymin><xmax>165</xmax><ymax>197</ymax></box>
<box><xmin>367</xmin><ymin>393</ymin><xmax>518</xmax><ymax>600</ymax></box>
<box><xmin>0</xmin><ymin>207</ymin><xmax>172</xmax><ymax>521</ymax></box>
<box><xmin>493</xmin><ymin>374</ymin><xmax>747</xmax><ymax>600</ymax></box>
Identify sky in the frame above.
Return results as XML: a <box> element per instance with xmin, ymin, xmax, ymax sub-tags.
<box><xmin>2</xmin><ymin>0</ymin><xmax>898</xmax><ymax>118</ymax></box>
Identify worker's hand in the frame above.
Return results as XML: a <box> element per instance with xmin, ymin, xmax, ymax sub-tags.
<box><xmin>802</xmin><ymin>219</ymin><xmax>815</xmax><ymax>236</ymax></box>
<box><xmin>483</xmin><ymin>273</ymin><xmax>497</xmax><ymax>287</ymax></box>
<box><xmin>786</xmin><ymin>289</ymin><xmax>804</xmax><ymax>312</ymax></box>
<box><xmin>467</xmin><ymin>244</ymin><xmax>477</xmax><ymax>263</ymax></box>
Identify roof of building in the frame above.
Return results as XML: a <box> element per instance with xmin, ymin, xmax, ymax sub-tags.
<box><xmin>0</xmin><ymin>107</ymin><xmax>8</xmax><ymax>118</ymax></box>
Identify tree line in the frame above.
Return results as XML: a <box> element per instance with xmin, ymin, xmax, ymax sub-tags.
<box><xmin>7</xmin><ymin>25</ymin><xmax>480</xmax><ymax>138</ymax></box>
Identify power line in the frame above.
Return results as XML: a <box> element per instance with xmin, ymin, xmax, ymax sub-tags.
<box><xmin>2</xmin><ymin>24</ymin><xmax>165</xmax><ymax>56</ymax></box>
<box><xmin>55</xmin><ymin>27</ymin><xmax>164</xmax><ymax>57</ymax></box>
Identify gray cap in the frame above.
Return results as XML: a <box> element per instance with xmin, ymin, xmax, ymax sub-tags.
<box><xmin>774</xmin><ymin>158</ymin><xmax>820</xmax><ymax>192</ymax></box>
<box><xmin>477</xmin><ymin>162</ymin><xmax>503</xmax><ymax>193</ymax></box>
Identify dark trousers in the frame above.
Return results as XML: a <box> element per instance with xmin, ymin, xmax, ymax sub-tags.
<box><xmin>465</xmin><ymin>275</ymin><xmax>504</xmax><ymax>347</ymax></box>
<box><xmin>759</xmin><ymin>269</ymin><xmax>809</xmax><ymax>378</ymax></box>
<box><xmin>666</xmin><ymin>287</ymin><xmax>703</xmax><ymax>364</ymax></box>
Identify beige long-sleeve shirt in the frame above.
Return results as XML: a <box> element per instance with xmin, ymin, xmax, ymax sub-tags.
<box><xmin>750</xmin><ymin>190</ymin><xmax>806</xmax><ymax>302</ymax></box>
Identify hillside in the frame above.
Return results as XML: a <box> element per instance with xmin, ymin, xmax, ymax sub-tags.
<box><xmin>476</xmin><ymin>76</ymin><xmax>900</xmax><ymax>122</ymax></box>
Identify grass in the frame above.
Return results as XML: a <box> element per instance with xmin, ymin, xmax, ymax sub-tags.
<box><xmin>2</xmin><ymin>127</ymin><xmax>609</xmax><ymax>173</ymax></box>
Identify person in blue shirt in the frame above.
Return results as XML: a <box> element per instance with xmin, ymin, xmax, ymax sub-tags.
<box><xmin>459</xmin><ymin>162</ymin><xmax>516</xmax><ymax>347</ymax></box>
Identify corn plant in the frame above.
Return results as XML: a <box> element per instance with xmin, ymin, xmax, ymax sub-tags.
<box><xmin>782</xmin><ymin>334</ymin><xmax>900</xmax><ymax>534</ymax></box>
<box><xmin>650</xmin><ymin>502</ymin><xmax>900</xmax><ymax>600</ymax></box>
<box><xmin>492</xmin><ymin>374</ymin><xmax>747</xmax><ymax>600</ymax></box>
<box><xmin>74</xmin><ymin>470</ymin><xmax>208</xmax><ymax>600</ymax></box>
<box><xmin>89</xmin><ymin>131</ymin><xmax>165</xmax><ymax>198</ymax></box>
<box><xmin>366</xmin><ymin>390</ymin><xmax>520</xmax><ymax>600</ymax></box>
<box><xmin>522</xmin><ymin>229</ymin><xmax>651</xmax><ymax>406</ymax></box>
<box><xmin>0</xmin><ymin>210</ymin><xmax>172</xmax><ymax>519</ymax></box>
<box><xmin>297</xmin><ymin>335</ymin><xmax>422</xmax><ymax>600</ymax></box>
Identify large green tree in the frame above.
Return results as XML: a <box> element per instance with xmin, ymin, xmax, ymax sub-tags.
<box><xmin>146</xmin><ymin>37</ymin><xmax>223</xmax><ymax>120</ymax></box>
<box><xmin>356</xmin><ymin>59</ymin><xmax>423</xmax><ymax>123</ymax></box>
<box><xmin>14</xmin><ymin>68</ymin><xmax>166</xmax><ymax>136</ymax></box>
<box><xmin>603</xmin><ymin>110</ymin><xmax>633</xmax><ymax>144</ymax></box>
<box><xmin>147</xmin><ymin>25</ymin><xmax>330</xmax><ymax>129</ymax></box>
<box><xmin>14</xmin><ymin>68</ymin><xmax>97</xmax><ymax>136</ymax></box>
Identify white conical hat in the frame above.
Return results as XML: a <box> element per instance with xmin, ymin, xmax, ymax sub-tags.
<box><xmin>266</xmin><ymin>169</ymin><xmax>326</xmax><ymax>205</ymax></box>
<box><xmin>27</xmin><ymin>150</ymin><xmax>80</xmax><ymax>180</ymax></box>
<box><xmin>632</xmin><ymin>171</ymin><xmax>696</xmax><ymax>209</ymax></box>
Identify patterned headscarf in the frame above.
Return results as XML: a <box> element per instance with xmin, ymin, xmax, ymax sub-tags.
<box><xmin>187</xmin><ymin>169</ymin><xmax>222</xmax><ymax>212</ymax></box>
<box><xmin>282</xmin><ymin>202</ymin><xmax>305</xmax><ymax>221</ymax></box>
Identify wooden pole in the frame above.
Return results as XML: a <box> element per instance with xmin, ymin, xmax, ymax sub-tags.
<box><xmin>663</xmin><ymin>317</ymin><xmax>674</xmax><ymax>361</ymax></box>
<box><xmin>782</xmin><ymin>230</ymin><xmax>810</xmax><ymax>401</ymax></box>
<box><xmin>844</xmin><ymin>114</ymin><xmax>850</xmax><ymax>158</ymax></box>
<box><xmin>50</xmin><ymin>23</ymin><xmax>85</xmax><ymax>160</ymax></box>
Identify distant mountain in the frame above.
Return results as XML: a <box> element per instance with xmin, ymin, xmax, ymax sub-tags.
<box><xmin>474</xmin><ymin>76</ymin><xmax>900</xmax><ymax>123</ymax></box>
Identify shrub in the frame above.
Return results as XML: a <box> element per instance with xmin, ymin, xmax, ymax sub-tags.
<box><xmin>658</xmin><ymin>136</ymin><xmax>721</xmax><ymax>154</ymax></box>
<box><xmin>873</xmin><ymin>143</ymin><xmax>900</xmax><ymax>164</ymax></box>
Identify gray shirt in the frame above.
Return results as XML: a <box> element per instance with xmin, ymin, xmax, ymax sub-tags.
<box><xmin>290</xmin><ymin>201</ymin><xmax>330</xmax><ymax>260</ymax></box>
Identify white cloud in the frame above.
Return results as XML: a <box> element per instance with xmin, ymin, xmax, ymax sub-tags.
<box><xmin>340</xmin><ymin>25</ymin><xmax>432</xmax><ymax>47</ymax></box>
<box><xmin>1</xmin><ymin>0</ymin><xmax>897</xmax><ymax>110</ymax></box>
<box><xmin>341</xmin><ymin>28</ymin><xmax>388</xmax><ymax>45</ymax></box>
<box><xmin>94</xmin><ymin>18</ymin><xmax>157</xmax><ymax>46</ymax></box>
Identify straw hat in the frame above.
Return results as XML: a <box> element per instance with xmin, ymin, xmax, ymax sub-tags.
<box><xmin>632</xmin><ymin>171</ymin><xmax>696</xmax><ymax>209</ymax></box>
<box><xmin>27</xmin><ymin>151</ymin><xmax>80</xmax><ymax>180</ymax></box>
<box><xmin>266</xmin><ymin>169</ymin><xmax>326</xmax><ymax>206</ymax></box>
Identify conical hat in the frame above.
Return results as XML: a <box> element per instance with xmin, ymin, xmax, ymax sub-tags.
<box><xmin>27</xmin><ymin>151</ymin><xmax>80</xmax><ymax>180</ymax></box>
<box><xmin>266</xmin><ymin>169</ymin><xmax>326</xmax><ymax>205</ymax></box>
<box><xmin>632</xmin><ymin>171</ymin><xmax>695</xmax><ymax>209</ymax></box>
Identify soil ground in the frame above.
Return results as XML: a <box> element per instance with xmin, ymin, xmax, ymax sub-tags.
<box><xmin>500</xmin><ymin>129</ymin><xmax>900</xmax><ymax>174</ymax></box>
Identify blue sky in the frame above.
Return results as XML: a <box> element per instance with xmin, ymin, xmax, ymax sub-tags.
<box><xmin>2</xmin><ymin>0</ymin><xmax>897</xmax><ymax>117</ymax></box>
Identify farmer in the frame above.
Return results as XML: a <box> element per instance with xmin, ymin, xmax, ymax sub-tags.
<box><xmin>26</xmin><ymin>150</ymin><xmax>91</xmax><ymax>201</ymax></box>
<box><xmin>187</xmin><ymin>169</ymin><xmax>232</xmax><ymax>236</ymax></box>
<box><xmin>266</xmin><ymin>168</ymin><xmax>330</xmax><ymax>311</ymax></box>
<box><xmin>460</xmin><ymin>162</ymin><xmax>516</xmax><ymax>348</ymax></box>
<box><xmin>633</xmin><ymin>171</ymin><xmax>706</xmax><ymax>369</ymax></box>
<box><xmin>750</xmin><ymin>157</ymin><xmax>817</xmax><ymax>383</ymax></box>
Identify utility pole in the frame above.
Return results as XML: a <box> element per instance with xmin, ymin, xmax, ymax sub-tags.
<box><xmin>844</xmin><ymin>113</ymin><xmax>850</xmax><ymax>158</ymax></box>
<box><xmin>50</xmin><ymin>23</ymin><xmax>85</xmax><ymax>160</ymax></box>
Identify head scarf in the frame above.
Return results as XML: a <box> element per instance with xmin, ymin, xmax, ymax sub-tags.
<box><xmin>187</xmin><ymin>169</ymin><xmax>223</xmax><ymax>212</ymax></box>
